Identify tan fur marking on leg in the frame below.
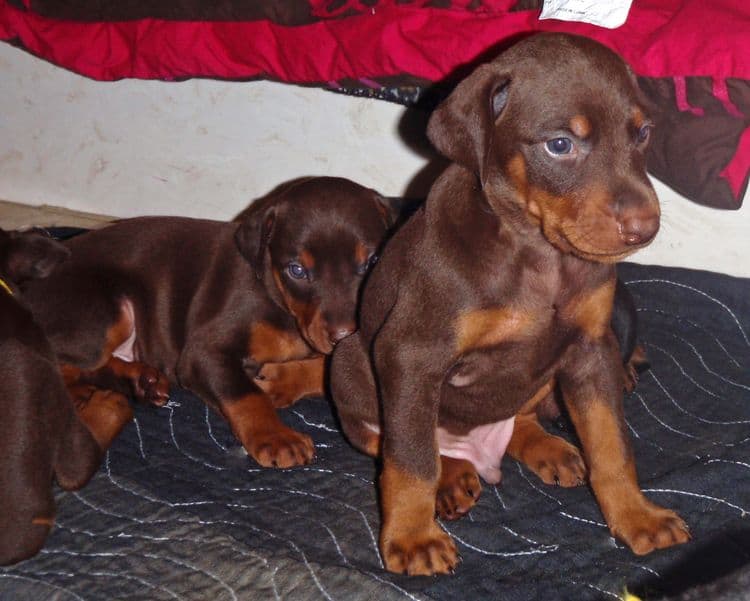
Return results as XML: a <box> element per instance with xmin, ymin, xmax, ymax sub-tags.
<box><xmin>507</xmin><ymin>410</ymin><xmax>586</xmax><ymax>487</ymax></box>
<box><xmin>379</xmin><ymin>460</ymin><xmax>458</xmax><ymax>575</ymax></box>
<box><xmin>221</xmin><ymin>393</ymin><xmax>314</xmax><ymax>468</ymax></box>
<box><xmin>72</xmin><ymin>388</ymin><xmax>133</xmax><ymax>450</ymax></box>
<box><xmin>566</xmin><ymin>398</ymin><xmax>689</xmax><ymax>554</ymax></box>
<box><xmin>255</xmin><ymin>356</ymin><xmax>325</xmax><ymax>407</ymax></box>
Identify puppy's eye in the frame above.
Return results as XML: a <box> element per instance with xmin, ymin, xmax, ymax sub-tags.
<box><xmin>545</xmin><ymin>137</ymin><xmax>574</xmax><ymax>156</ymax></box>
<box><xmin>637</xmin><ymin>124</ymin><xmax>652</xmax><ymax>144</ymax></box>
<box><xmin>287</xmin><ymin>262</ymin><xmax>308</xmax><ymax>280</ymax></box>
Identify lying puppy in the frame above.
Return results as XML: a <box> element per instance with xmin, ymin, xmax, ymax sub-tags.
<box><xmin>330</xmin><ymin>33</ymin><xmax>689</xmax><ymax>575</ymax></box>
<box><xmin>0</xmin><ymin>229</ymin><xmax>131</xmax><ymax>565</ymax></box>
<box><xmin>23</xmin><ymin>177</ymin><xmax>391</xmax><ymax>468</ymax></box>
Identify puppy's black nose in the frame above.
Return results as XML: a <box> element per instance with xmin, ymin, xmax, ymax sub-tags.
<box><xmin>620</xmin><ymin>214</ymin><xmax>659</xmax><ymax>246</ymax></box>
<box><xmin>328</xmin><ymin>324</ymin><xmax>355</xmax><ymax>345</ymax></box>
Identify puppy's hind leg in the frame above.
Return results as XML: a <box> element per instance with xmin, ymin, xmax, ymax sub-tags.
<box><xmin>329</xmin><ymin>332</ymin><xmax>382</xmax><ymax>457</ymax></box>
<box><xmin>331</xmin><ymin>332</ymin><xmax>482</xmax><ymax>521</ymax></box>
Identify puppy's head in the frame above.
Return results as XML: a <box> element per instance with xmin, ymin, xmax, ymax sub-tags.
<box><xmin>235</xmin><ymin>177</ymin><xmax>393</xmax><ymax>354</ymax></box>
<box><xmin>0</xmin><ymin>228</ymin><xmax>70</xmax><ymax>287</ymax></box>
<box><xmin>428</xmin><ymin>33</ymin><xmax>660</xmax><ymax>262</ymax></box>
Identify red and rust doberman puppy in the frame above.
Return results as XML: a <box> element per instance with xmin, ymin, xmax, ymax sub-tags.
<box><xmin>22</xmin><ymin>177</ymin><xmax>391</xmax><ymax>469</ymax></box>
<box><xmin>0</xmin><ymin>229</ymin><xmax>134</xmax><ymax>565</ymax></box>
<box><xmin>330</xmin><ymin>33</ymin><xmax>689</xmax><ymax>575</ymax></box>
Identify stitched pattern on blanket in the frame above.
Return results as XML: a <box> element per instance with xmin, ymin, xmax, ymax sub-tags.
<box><xmin>0</xmin><ymin>262</ymin><xmax>749</xmax><ymax>600</ymax></box>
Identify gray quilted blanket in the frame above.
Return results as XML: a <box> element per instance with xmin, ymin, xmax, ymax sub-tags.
<box><xmin>1</xmin><ymin>262</ymin><xmax>749</xmax><ymax>600</ymax></box>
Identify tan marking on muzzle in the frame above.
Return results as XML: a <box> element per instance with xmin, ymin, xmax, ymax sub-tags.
<box><xmin>506</xmin><ymin>153</ymin><xmax>540</xmax><ymax>219</ymax></box>
<box><xmin>271</xmin><ymin>269</ymin><xmax>330</xmax><ymax>354</ymax></box>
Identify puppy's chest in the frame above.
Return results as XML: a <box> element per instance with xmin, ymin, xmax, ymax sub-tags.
<box><xmin>454</xmin><ymin>268</ymin><xmax>614</xmax><ymax>368</ymax></box>
<box><xmin>246</xmin><ymin>319</ymin><xmax>312</xmax><ymax>365</ymax></box>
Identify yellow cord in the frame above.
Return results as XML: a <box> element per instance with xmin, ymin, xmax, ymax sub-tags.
<box><xmin>0</xmin><ymin>276</ymin><xmax>13</xmax><ymax>297</ymax></box>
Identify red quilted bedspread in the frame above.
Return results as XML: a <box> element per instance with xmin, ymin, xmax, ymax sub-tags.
<box><xmin>1</xmin><ymin>0</ymin><xmax>748</xmax><ymax>209</ymax></box>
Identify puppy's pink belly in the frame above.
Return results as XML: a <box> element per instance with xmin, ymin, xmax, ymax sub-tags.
<box><xmin>437</xmin><ymin>418</ymin><xmax>516</xmax><ymax>484</ymax></box>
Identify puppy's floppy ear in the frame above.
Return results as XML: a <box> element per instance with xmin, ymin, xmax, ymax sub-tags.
<box><xmin>234</xmin><ymin>205</ymin><xmax>277</xmax><ymax>279</ymax></box>
<box><xmin>427</xmin><ymin>64</ymin><xmax>511</xmax><ymax>175</ymax></box>
<box><xmin>371</xmin><ymin>192</ymin><xmax>399</xmax><ymax>228</ymax></box>
<box><xmin>3</xmin><ymin>231</ymin><xmax>71</xmax><ymax>282</ymax></box>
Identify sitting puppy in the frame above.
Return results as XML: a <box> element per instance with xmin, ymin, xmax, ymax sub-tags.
<box><xmin>330</xmin><ymin>33</ymin><xmax>689</xmax><ymax>575</ymax></box>
<box><xmin>0</xmin><ymin>229</ymin><xmax>131</xmax><ymax>565</ymax></box>
<box><xmin>22</xmin><ymin>177</ymin><xmax>392</xmax><ymax>468</ymax></box>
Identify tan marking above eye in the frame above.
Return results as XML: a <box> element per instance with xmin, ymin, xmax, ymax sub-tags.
<box><xmin>455</xmin><ymin>307</ymin><xmax>533</xmax><ymax>353</ymax></box>
<box><xmin>299</xmin><ymin>250</ymin><xmax>315</xmax><ymax>270</ymax></box>
<box><xmin>569</xmin><ymin>115</ymin><xmax>591</xmax><ymax>138</ymax></box>
<box><xmin>632</xmin><ymin>107</ymin><xmax>646</xmax><ymax>130</ymax></box>
<box><xmin>354</xmin><ymin>241</ymin><xmax>369</xmax><ymax>265</ymax></box>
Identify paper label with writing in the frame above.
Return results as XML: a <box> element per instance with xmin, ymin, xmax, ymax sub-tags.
<box><xmin>539</xmin><ymin>0</ymin><xmax>634</xmax><ymax>29</ymax></box>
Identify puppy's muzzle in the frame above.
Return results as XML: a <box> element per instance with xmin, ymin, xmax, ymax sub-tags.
<box><xmin>619</xmin><ymin>213</ymin><xmax>659</xmax><ymax>246</ymax></box>
<box><xmin>616</xmin><ymin>188</ymin><xmax>660</xmax><ymax>248</ymax></box>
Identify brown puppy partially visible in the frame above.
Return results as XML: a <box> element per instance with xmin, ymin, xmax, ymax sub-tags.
<box><xmin>22</xmin><ymin>177</ymin><xmax>391</xmax><ymax>468</ymax></box>
<box><xmin>0</xmin><ymin>229</ymin><xmax>132</xmax><ymax>565</ymax></box>
<box><xmin>330</xmin><ymin>33</ymin><xmax>689</xmax><ymax>575</ymax></box>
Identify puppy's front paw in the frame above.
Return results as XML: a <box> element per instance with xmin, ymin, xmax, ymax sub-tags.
<box><xmin>136</xmin><ymin>366</ymin><xmax>170</xmax><ymax>406</ymax></box>
<box><xmin>382</xmin><ymin>523</ymin><xmax>459</xmax><ymax>575</ymax></box>
<box><xmin>611</xmin><ymin>500</ymin><xmax>690</xmax><ymax>555</ymax></box>
<box><xmin>436</xmin><ymin>457</ymin><xmax>481</xmax><ymax>520</ymax></box>
<box><xmin>246</xmin><ymin>426</ymin><xmax>314</xmax><ymax>468</ymax></box>
<box><xmin>523</xmin><ymin>435</ymin><xmax>587</xmax><ymax>487</ymax></box>
<box><xmin>74</xmin><ymin>388</ymin><xmax>134</xmax><ymax>449</ymax></box>
<box><xmin>253</xmin><ymin>363</ymin><xmax>295</xmax><ymax>408</ymax></box>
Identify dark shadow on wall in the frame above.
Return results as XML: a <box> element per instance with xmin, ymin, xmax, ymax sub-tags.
<box><xmin>395</xmin><ymin>31</ymin><xmax>535</xmax><ymax>201</ymax></box>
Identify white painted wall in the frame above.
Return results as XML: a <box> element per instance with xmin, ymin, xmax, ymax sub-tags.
<box><xmin>1</xmin><ymin>43</ymin><xmax>748</xmax><ymax>277</ymax></box>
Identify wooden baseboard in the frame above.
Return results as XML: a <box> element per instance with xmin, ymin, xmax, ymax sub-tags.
<box><xmin>0</xmin><ymin>200</ymin><xmax>114</xmax><ymax>230</ymax></box>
